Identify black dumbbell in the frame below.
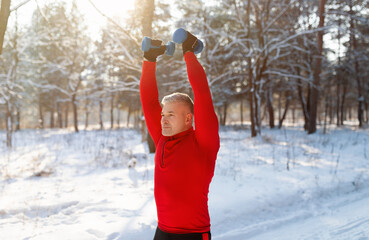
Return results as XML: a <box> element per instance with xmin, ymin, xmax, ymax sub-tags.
<box><xmin>172</xmin><ymin>28</ymin><xmax>203</xmax><ymax>54</ymax></box>
<box><xmin>141</xmin><ymin>37</ymin><xmax>175</xmax><ymax>56</ymax></box>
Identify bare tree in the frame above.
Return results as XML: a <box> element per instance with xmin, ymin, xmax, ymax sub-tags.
<box><xmin>308</xmin><ymin>0</ymin><xmax>327</xmax><ymax>134</ymax></box>
<box><xmin>348</xmin><ymin>0</ymin><xmax>364</xmax><ymax>127</ymax></box>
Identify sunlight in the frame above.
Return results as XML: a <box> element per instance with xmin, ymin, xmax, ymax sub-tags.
<box><xmin>9</xmin><ymin>0</ymin><xmax>136</xmax><ymax>37</ymax></box>
<box><xmin>82</xmin><ymin>0</ymin><xmax>135</xmax><ymax>20</ymax></box>
<box><xmin>79</xmin><ymin>0</ymin><xmax>136</xmax><ymax>39</ymax></box>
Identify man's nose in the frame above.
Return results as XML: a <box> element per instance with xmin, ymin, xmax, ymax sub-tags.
<box><xmin>161</xmin><ymin>117</ymin><xmax>168</xmax><ymax>124</ymax></box>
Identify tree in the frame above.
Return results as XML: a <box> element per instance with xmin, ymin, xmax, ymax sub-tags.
<box><xmin>326</xmin><ymin>0</ymin><xmax>368</xmax><ymax>127</ymax></box>
<box><xmin>347</xmin><ymin>0</ymin><xmax>365</xmax><ymax>127</ymax></box>
<box><xmin>223</xmin><ymin>0</ymin><xmax>319</xmax><ymax>135</ymax></box>
<box><xmin>27</xmin><ymin>1</ymin><xmax>90</xmax><ymax>132</ymax></box>
<box><xmin>0</xmin><ymin>10</ymin><xmax>24</xmax><ymax>148</ymax></box>
<box><xmin>0</xmin><ymin>0</ymin><xmax>11</xmax><ymax>55</ymax></box>
<box><xmin>307</xmin><ymin>0</ymin><xmax>326</xmax><ymax>134</ymax></box>
<box><xmin>1</xmin><ymin>0</ymin><xmax>32</xmax><ymax>55</ymax></box>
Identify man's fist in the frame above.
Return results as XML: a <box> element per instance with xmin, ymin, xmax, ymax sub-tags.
<box><xmin>143</xmin><ymin>39</ymin><xmax>166</xmax><ymax>62</ymax></box>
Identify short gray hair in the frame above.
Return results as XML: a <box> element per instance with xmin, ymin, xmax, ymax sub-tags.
<box><xmin>161</xmin><ymin>92</ymin><xmax>194</xmax><ymax>114</ymax></box>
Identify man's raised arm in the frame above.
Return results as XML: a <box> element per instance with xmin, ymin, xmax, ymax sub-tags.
<box><xmin>184</xmin><ymin>52</ymin><xmax>220</xmax><ymax>153</ymax></box>
<box><xmin>140</xmin><ymin>61</ymin><xmax>162</xmax><ymax>145</ymax></box>
<box><xmin>139</xmin><ymin>39</ymin><xmax>166</xmax><ymax>145</ymax></box>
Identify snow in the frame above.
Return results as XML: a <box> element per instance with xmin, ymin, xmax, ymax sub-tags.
<box><xmin>1</xmin><ymin>125</ymin><xmax>369</xmax><ymax>239</ymax></box>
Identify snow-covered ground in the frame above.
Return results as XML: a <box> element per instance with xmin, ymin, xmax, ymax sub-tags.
<box><xmin>1</xmin><ymin>125</ymin><xmax>369</xmax><ymax>240</ymax></box>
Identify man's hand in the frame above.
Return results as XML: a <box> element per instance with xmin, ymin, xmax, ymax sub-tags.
<box><xmin>181</xmin><ymin>31</ymin><xmax>199</xmax><ymax>55</ymax></box>
<box><xmin>144</xmin><ymin>39</ymin><xmax>166</xmax><ymax>62</ymax></box>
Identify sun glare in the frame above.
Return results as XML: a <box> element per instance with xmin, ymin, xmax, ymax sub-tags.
<box><xmin>10</xmin><ymin>0</ymin><xmax>135</xmax><ymax>32</ymax></box>
<box><xmin>82</xmin><ymin>0</ymin><xmax>135</xmax><ymax>22</ymax></box>
<box><xmin>79</xmin><ymin>0</ymin><xmax>136</xmax><ymax>39</ymax></box>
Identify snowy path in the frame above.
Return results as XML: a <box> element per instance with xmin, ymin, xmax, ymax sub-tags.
<box><xmin>255</xmin><ymin>190</ymin><xmax>369</xmax><ymax>240</ymax></box>
<box><xmin>214</xmin><ymin>186</ymin><xmax>369</xmax><ymax>240</ymax></box>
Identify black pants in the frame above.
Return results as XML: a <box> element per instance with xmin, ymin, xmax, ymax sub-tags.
<box><xmin>153</xmin><ymin>227</ymin><xmax>211</xmax><ymax>240</ymax></box>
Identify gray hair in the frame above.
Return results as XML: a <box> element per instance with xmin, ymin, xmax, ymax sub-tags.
<box><xmin>161</xmin><ymin>92</ymin><xmax>194</xmax><ymax>114</ymax></box>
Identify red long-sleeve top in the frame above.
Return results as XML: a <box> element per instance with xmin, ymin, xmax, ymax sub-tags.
<box><xmin>140</xmin><ymin>52</ymin><xmax>220</xmax><ymax>234</ymax></box>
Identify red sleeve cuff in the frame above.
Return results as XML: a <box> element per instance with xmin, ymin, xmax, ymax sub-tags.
<box><xmin>184</xmin><ymin>52</ymin><xmax>196</xmax><ymax>61</ymax></box>
<box><xmin>143</xmin><ymin>60</ymin><xmax>157</xmax><ymax>67</ymax></box>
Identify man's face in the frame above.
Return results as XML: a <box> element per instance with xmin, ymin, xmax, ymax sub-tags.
<box><xmin>161</xmin><ymin>102</ymin><xmax>193</xmax><ymax>136</ymax></box>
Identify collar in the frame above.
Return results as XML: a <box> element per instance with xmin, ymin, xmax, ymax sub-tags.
<box><xmin>164</xmin><ymin>127</ymin><xmax>194</xmax><ymax>141</ymax></box>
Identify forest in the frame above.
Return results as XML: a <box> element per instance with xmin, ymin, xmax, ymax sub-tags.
<box><xmin>1</xmin><ymin>1</ymin><xmax>369</xmax><ymax>239</ymax></box>
<box><xmin>1</xmin><ymin>0</ymin><xmax>369</xmax><ymax>149</ymax></box>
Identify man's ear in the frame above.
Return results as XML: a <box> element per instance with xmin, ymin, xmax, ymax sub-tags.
<box><xmin>186</xmin><ymin>113</ymin><xmax>193</xmax><ymax>125</ymax></box>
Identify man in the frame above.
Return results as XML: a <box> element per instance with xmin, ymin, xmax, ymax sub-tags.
<box><xmin>140</xmin><ymin>31</ymin><xmax>220</xmax><ymax>240</ymax></box>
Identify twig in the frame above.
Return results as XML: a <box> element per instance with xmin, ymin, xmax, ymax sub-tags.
<box><xmin>10</xmin><ymin>0</ymin><xmax>32</xmax><ymax>12</ymax></box>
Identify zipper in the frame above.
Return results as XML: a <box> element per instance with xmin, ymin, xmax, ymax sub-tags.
<box><xmin>161</xmin><ymin>140</ymin><xmax>168</xmax><ymax>168</ymax></box>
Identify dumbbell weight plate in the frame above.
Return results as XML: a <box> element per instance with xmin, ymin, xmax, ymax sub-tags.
<box><xmin>166</xmin><ymin>41</ymin><xmax>175</xmax><ymax>56</ymax></box>
<box><xmin>172</xmin><ymin>28</ymin><xmax>187</xmax><ymax>44</ymax></box>
<box><xmin>141</xmin><ymin>37</ymin><xmax>151</xmax><ymax>52</ymax></box>
<box><xmin>194</xmin><ymin>40</ymin><xmax>204</xmax><ymax>54</ymax></box>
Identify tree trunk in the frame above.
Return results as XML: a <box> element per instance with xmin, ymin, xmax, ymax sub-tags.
<box><xmin>278</xmin><ymin>92</ymin><xmax>291</xmax><ymax>129</ymax></box>
<box><xmin>336</xmin><ymin>18</ymin><xmax>342</xmax><ymax>126</ymax></box>
<box><xmin>306</xmin><ymin>84</ymin><xmax>311</xmax><ymax>130</ymax></box>
<box><xmin>221</xmin><ymin>102</ymin><xmax>228</xmax><ymax>126</ymax></box>
<box><xmin>340</xmin><ymin>78</ymin><xmax>347</xmax><ymax>125</ymax></box>
<box><xmin>240</xmin><ymin>98</ymin><xmax>244</xmax><ymax>126</ymax></box>
<box><xmin>298</xmin><ymin>78</ymin><xmax>309</xmax><ymax>130</ymax></box>
<box><xmin>246</xmin><ymin>0</ymin><xmax>256</xmax><ymax>137</ymax></box>
<box><xmin>365</xmin><ymin>102</ymin><xmax>369</xmax><ymax>123</ymax></box>
<box><xmin>6</xmin><ymin>101</ymin><xmax>12</xmax><ymax>148</ymax></box>
<box><xmin>365</xmin><ymin>102</ymin><xmax>368</xmax><ymax>123</ymax></box>
<box><xmin>323</xmin><ymin>96</ymin><xmax>329</xmax><ymax>134</ymax></box>
<box><xmin>255</xmin><ymin>89</ymin><xmax>261</xmax><ymax>134</ymax></box>
<box><xmin>253</xmin><ymin>2</ymin><xmax>269</xmax><ymax>135</ymax></box>
<box><xmin>336</xmin><ymin>77</ymin><xmax>341</xmax><ymax>126</ymax></box>
<box><xmin>329</xmin><ymin>95</ymin><xmax>334</xmax><ymax>124</ymax></box>
<box><xmin>0</xmin><ymin>0</ymin><xmax>11</xmax><ymax>55</ymax></box>
<box><xmin>267</xmin><ymin>87</ymin><xmax>275</xmax><ymax>128</ymax></box>
<box><xmin>38</xmin><ymin>94</ymin><xmax>44</xmax><ymax>129</ymax></box>
<box><xmin>15</xmin><ymin>107</ymin><xmax>20</xmax><ymax>131</ymax></box>
<box><xmin>248</xmin><ymin>80</ymin><xmax>257</xmax><ymax>136</ymax></box>
<box><xmin>57</xmin><ymin>101</ymin><xmax>63</xmax><ymax>128</ymax></box>
<box><xmin>84</xmin><ymin>101</ymin><xmax>89</xmax><ymax>130</ymax></box>
<box><xmin>72</xmin><ymin>94</ymin><xmax>79</xmax><ymax>132</ymax></box>
<box><xmin>147</xmin><ymin>132</ymin><xmax>156</xmax><ymax>153</ymax></box>
<box><xmin>292</xmin><ymin>101</ymin><xmax>296</xmax><ymax>124</ymax></box>
<box><xmin>99</xmin><ymin>99</ymin><xmax>104</xmax><ymax>130</ymax></box>
<box><xmin>50</xmin><ymin>109</ymin><xmax>55</xmax><ymax>128</ymax></box>
<box><xmin>127</xmin><ymin>105</ymin><xmax>131</xmax><ymax>128</ymax></box>
<box><xmin>308</xmin><ymin>0</ymin><xmax>326</xmax><ymax>134</ymax></box>
<box><xmin>349</xmin><ymin>0</ymin><xmax>364</xmax><ymax>128</ymax></box>
<box><xmin>278</xmin><ymin>90</ymin><xmax>282</xmax><ymax>120</ymax></box>
<box><xmin>117</xmin><ymin>108</ymin><xmax>121</xmax><ymax>128</ymax></box>
<box><xmin>110</xmin><ymin>94</ymin><xmax>114</xmax><ymax>129</ymax></box>
<box><xmin>216</xmin><ymin>106</ymin><xmax>223</xmax><ymax>126</ymax></box>
<box><xmin>142</xmin><ymin>0</ymin><xmax>155</xmax><ymax>37</ymax></box>
<box><xmin>134</xmin><ymin>111</ymin><xmax>140</xmax><ymax>130</ymax></box>
<box><xmin>64</xmin><ymin>102</ymin><xmax>69</xmax><ymax>128</ymax></box>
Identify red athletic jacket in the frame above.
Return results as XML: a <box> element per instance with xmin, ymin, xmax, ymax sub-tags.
<box><xmin>140</xmin><ymin>52</ymin><xmax>220</xmax><ymax>234</ymax></box>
